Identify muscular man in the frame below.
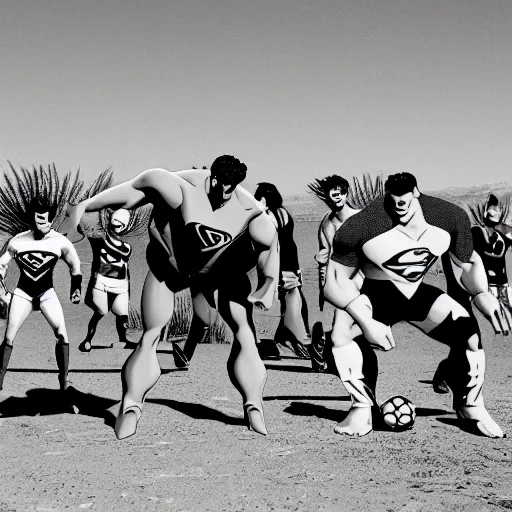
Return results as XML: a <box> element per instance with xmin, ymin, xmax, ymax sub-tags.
<box><xmin>61</xmin><ymin>156</ymin><xmax>278</xmax><ymax>440</ymax></box>
<box><xmin>0</xmin><ymin>198</ymin><xmax>82</xmax><ymax>393</ymax></box>
<box><xmin>324</xmin><ymin>172</ymin><xmax>505</xmax><ymax>438</ymax></box>
<box><xmin>79</xmin><ymin>209</ymin><xmax>134</xmax><ymax>352</ymax></box>
<box><xmin>307</xmin><ymin>175</ymin><xmax>362</xmax><ymax>372</ymax></box>
<box><xmin>471</xmin><ymin>194</ymin><xmax>512</xmax><ymax>332</ymax></box>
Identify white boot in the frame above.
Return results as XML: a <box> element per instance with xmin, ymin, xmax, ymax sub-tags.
<box><xmin>456</xmin><ymin>349</ymin><xmax>505</xmax><ymax>438</ymax></box>
<box><xmin>332</xmin><ymin>342</ymin><xmax>375</xmax><ymax>437</ymax></box>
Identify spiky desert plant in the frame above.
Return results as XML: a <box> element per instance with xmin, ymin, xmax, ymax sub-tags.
<box><xmin>127</xmin><ymin>300</ymin><xmax>143</xmax><ymax>330</ymax></box>
<box><xmin>0</xmin><ymin>162</ymin><xmax>83</xmax><ymax>237</ymax></box>
<box><xmin>348</xmin><ymin>173</ymin><xmax>385</xmax><ymax>209</ymax></box>
<box><xmin>79</xmin><ymin>169</ymin><xmax>153</xmax><ymax>238</ymax></box>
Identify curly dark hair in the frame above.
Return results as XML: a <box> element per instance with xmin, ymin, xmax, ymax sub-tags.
<box><xmin>254</xmin><ymin>182</ymin><xmax>283</xmax><ymax>213</ymax></box>
<box><xmin>307</xmin><ymin>175</ymin><xmax>349</xmax><ymax>205</ymax></box>
<box><xmin>385</xmin><ymin>173</ymin><xmax>418</xmax><ymax>196</ymax></box>
<box><xmin>210</xmin><ymin>155</ymin><xmax>247</xmax><ymax>187</ymax></box>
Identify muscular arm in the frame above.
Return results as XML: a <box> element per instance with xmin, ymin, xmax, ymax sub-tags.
<box><xmin>82</xmin><ymin>168</ymin><xmax>184</xmax><ymax>213</ymax></box>
<box><xmin>61</xmin><ymin>237</ymin><xmax>82</xmax><ymax>302</ymax></box>
<box><xmin>248</xmin><ymin>212</ymin><xmax>279</xmax><ymax>309</ymax></box>
<box><xmin>449</xmin><ymin>250</ymin><xmax>488</xmax><ymax>296</ymax></box>
<box><xmin>61</xmin><ymin>238</ymin><xmax>81</xmax><ymax>276</ymax></box>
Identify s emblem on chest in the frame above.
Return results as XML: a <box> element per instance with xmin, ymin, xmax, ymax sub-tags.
<box><xmin>194</xmin><ymin>223</ymin><xmax>232</xmax><ymax>252</ymax></box>
<box><xmin>382</xmin><ymin>247</ymin><xmax>437</xmax><ymax>282</ymax></box>
<box><xmin>17</xmin><ymin>251</ymin><xmax>59</xmax><ymax>280</ymax></box>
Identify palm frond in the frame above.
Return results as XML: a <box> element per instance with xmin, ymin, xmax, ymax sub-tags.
<box><xmin>307</xmin><ymin>179</ymin><xmax>329</xmax><ymax>205</ymax></box>
<box><xmin>79</xmin><ymin>168</ymin><xmax>114</xmax><ymax>201</ymax></box>
<box><xmin>0</xmin><ymin>162</ymin><xmax>83</xmax><ymax>236</ymax></box>
<box><xmin>347</xmin><ymin>173</ymin><xmax>385</xmax><ymax>209</ymax></box>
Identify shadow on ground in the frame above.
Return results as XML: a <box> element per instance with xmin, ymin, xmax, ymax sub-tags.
<box><xmin>0</xmin><ymin>386</ymin><xmax>118</xmax><ymax>427</ymax></box>
<box><xmin>147</xmin><ymin>398</ymin><xmax>246</xmax><ymax>426</ymax></box>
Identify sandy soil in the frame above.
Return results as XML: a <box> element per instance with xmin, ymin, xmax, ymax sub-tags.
<box><xmin>0</xmin><ymin>214</ymin><xmax>511</xmax><ymax>511</ymax></box>
<box><xmin>0</xmin><ymin>296</ymin><xmax>511</xmax><ymax>512</ymax></box>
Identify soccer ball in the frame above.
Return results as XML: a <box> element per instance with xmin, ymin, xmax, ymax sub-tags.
<box><xmin>380</xmin><ymin>395</ymin><xmax>416</xmax><ymax>431</ymax></box>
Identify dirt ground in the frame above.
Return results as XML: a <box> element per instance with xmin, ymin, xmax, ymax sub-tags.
<box><xmin>0</xmin><ymin>291</ymin><xmax>511</xmax><ymax>512</ymax></box>
<box><xmin>0</xmin><ymin>215</ymin><xmax>512</xmax><ymax>511</ymax></box>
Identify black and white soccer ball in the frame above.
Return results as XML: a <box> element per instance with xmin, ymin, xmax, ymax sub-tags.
<box><xmin>380</xmin><ymin>395</ymin><xmax>416</xmax><ymax>431</ymax></box>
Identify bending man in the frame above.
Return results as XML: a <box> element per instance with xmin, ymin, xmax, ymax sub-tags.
<box><xmin>61</xmin><ymin>156</ymin><xmax>278</xmax><ymax>440</ymax></box>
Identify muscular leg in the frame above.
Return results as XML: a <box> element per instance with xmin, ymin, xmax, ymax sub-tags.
<box><xmin>112</xmin><ymin>292</ymin><xmax>129</xmax><ymax>344</ymax></box>
<box><xmin>0</xmin><ymin>294</ymin><xmax>33</xmax><ymax>390</ymax></box>
<box><xmin>330</xmin><ymin>308</ymin><xmax>377</xmax><ymax>436</ymax></box>
<box><xmin>115</xmin><ymin>269</ymin><xmax>175</xmax><ymax>440</ymax></box>
<box><xmin>176</xmin><ymin>291</ymin><xmax>211</xmax><ymax>367</ymax></box>
<box><xmin>39</xmin><ymin>295</ymin><xmax>70</xmax><ymax>391</ymax></box>
<box><xmin>80</xmin><ymin>288</ymin><xmax>109</xmax><ymax>352</ymax></box>
<box><xmin>219</xmin><ymin>285</ymin><xmax>268</xmax><ymax>435</ymax></box>
<box><xmin>411</xmin><ymin>293</ymin><xmax>504</xmax><ymax>438</ymax></box>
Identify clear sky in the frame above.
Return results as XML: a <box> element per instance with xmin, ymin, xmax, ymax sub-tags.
<box><xmin>1</xmin><ymin>0</ymin><xmax>511</xmax><ymax>194</ymax></box>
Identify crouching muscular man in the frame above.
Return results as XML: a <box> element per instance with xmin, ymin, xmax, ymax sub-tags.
<box><xmin>0</xmin><ymin>198</ymin><xmax>82</xmax><ymax>394</ymax></box>
<box><xmin>323</xmin><ymin>172</ymin><xmax>506</xmax><ymax>438</ymax></box>
<box><xmin>61</xmin><ymin>156</ymin><xmax>279</xmax><ymax>439</ymax></box>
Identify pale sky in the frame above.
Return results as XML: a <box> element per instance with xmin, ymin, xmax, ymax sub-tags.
<box><xmin>1</xmin><ymin>1</ymin><xmax>511</xmax><ymax>194</ymax></box>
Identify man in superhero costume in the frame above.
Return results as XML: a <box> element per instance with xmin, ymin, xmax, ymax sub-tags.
<box><xmin>0</xmin><ymin>198</ymin><xmax>82</xmax><ymax>394</ymax></box>
<box><xmin>324</xmin><ymin>172</ymin><xmax>505</xmax><ymax>438</ymax></box>
<box><xmin>79</xmin><ymin>209</ymin><xmax>134</xmax><ymax>352</ymax></box>
<box><xmin>61</xmin><ymin>155</ymin><xmax>278</xmax><ymax>439</ymax></box>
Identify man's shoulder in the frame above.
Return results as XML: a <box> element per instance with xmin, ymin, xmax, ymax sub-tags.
<box><xmin>175</xmin><ymin>168</ymin><xmax>210</xmax><ymax>186</ymax></box>
<box><xmin>420</xmin><ymin>194</ymin><xmax>469</xmax><ymax>226</ymax></box>
<box><xmin>234</xmin><ymin>186</ymin><xmax>265</xmax><ymax>214</ymax></box>
<box><xmin>10</xmin><ymin>230</ymin><xmax>32</xmax><ymax>244</ymax></box>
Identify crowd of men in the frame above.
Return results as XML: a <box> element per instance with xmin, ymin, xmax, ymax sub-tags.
<box><xmin>0</xmin><ymin>156</ymin><xmax>509</xmax><ymax>441</ymax></box>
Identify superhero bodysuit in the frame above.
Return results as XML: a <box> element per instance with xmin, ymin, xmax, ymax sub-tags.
<box><xmin>147</xmin><ymin>170</ymin><xmax>263</xmax><ymax>298</ymax></box>
<box><xmin>11</xmin><ymin>232</ymin><xmax>63</xmax><ymax>308</ymax></box>
<box><xmin>86</xmin><ymin>232</ymin><xmax>132</xmax><ymax>303</ymax></box>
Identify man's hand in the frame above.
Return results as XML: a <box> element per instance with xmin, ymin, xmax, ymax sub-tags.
<box><xmin>59</xmin><ymin>203</ymin><xmax>86</xmax><ymax>243</ymax></box>
<box><xmin>473</xmin><ymin>291</ymin><xmax>509</xmax><ymax>334</ymax></box>
<box><xmin>70</xmin><ymin>289</ymin><xmax>81</xmax><ymax>304</ymax></box>
<box><xmin>360</xmin><ymin>319</ymin><xmax>396</xmax><ymax>351</ymax></box>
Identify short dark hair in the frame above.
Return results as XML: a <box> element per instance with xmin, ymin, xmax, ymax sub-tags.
<box><xmin>486</xmin><ymin>194</ymin><xmax>499</xmax><ymax>209</ymax></box>
<box><xmin>320</xmin><ymin>175</ymin><xmax>350</xmax><ymax>196</ymax></box>
<box><xmin>385</xmin><ymin>173</ymin><xmax>418</xmax><ymax>196</ymax></box>
<box><xmin>29</xmin><ymin>197</ymin><xmax>57</xmax><ymax>222</ymax></box>
<box><xmin>254</xmin><ymin>182</ymin><xmax>283</xmax><ymax>212</ymax></box>
<box><xmin>210</xmin><ymin>155</ymin><xmax>247</xmax><ymax>187</ymax></box>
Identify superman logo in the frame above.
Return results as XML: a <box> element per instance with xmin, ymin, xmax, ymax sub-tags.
<box><xmin>17</xmin><ymin>251</ymin><xmax>59</xmax><ymax>281</ymax></box>
<box><xmin>382</xmin><ymin>247</ymin><xmax>437</xmax><ymax>282</ymax></box>
<box><xmin>193</xmin><ymin>223</ymin><xmax>232</xmax><ymax>252</ymax></box>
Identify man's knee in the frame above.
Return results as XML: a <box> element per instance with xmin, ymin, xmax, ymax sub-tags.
<box><xmin>429</xmin><ymin>311</ymin><xmax>481</xmax><ymax>349</ymax></box>
<box><xmin>55</xmin><ymin>333</ymin><xmax>68</xmax><ymax>345</ymax></box>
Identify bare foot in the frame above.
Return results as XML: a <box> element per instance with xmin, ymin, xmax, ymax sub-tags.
<box><xmin>457</xmin><ymin>405</ymin><xmax>505</xmax><ymax>438</ymax></box>
<box><xmin>334</xmin><ymin>406</ymin><xmax>373</xmax><ymax>437</ymax></box>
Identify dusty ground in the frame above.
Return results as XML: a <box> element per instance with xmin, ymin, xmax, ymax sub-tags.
<box><xmin>0</xmin><ymin>212</ymin><xmax>511</xmax><ymax>511</ymax></box>
<box><xmin>0</xmin><ymin>297</ymin><xmax>511</xmax><ymax>512</ymax></box>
